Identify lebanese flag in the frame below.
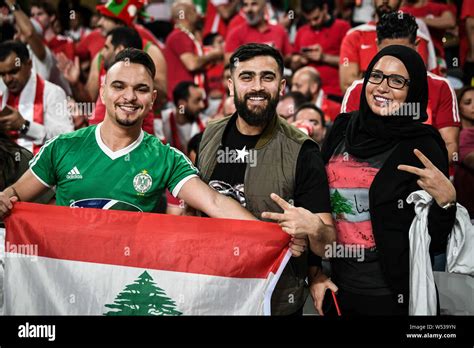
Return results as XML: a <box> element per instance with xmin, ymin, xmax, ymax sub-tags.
<box><xmin>3</xmin><ymin>203</ymin><xmax>291</xmax><ymax>315</ymax></box>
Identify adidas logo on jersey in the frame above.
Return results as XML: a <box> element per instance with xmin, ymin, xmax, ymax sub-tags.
<box><xmin>66</xmin><ymin>166</ymin><xmax>83</xmax><ymax>179</ymax></box>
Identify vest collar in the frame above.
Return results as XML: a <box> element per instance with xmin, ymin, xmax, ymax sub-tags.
<box><xmin>223</xmin><ymin>112</ymin><xmax>280</xmax><ymax>150</ymax></box>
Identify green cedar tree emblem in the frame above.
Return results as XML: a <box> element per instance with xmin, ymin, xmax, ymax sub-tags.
<box><xmin>104</xmin><ymin>271</ymin><xmax>182</xmax><ymax>316</ymax></box>
<box><xmin>330</xmin><ymin>189</ymin><xmax>355</xmax><ymax>219</ymax></box>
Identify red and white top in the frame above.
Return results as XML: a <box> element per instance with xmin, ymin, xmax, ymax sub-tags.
<box><xmin>0</xmin><ymin>74</ymin><xmax>74</xmax><ymax>154</ymax></box>
<box><xmin>47</xmin><ymin>34</ymin><xmax>75</xmax><ymax>61</ymax></box>
<box><xmin>165</xmin><ymin>27</ymin><xmax>206</xmax><ymax>101</ymax></box>
<box><xmin>314</xmin><ymin>89</ymin><xmax>342</xmax><ymax>122</ymax></box>
<box><xmin>202</xmin><ymin>0</ymin><xmax>231</xmax><ymax>38</ymax></box>
<box><xmin>339</xmin><ymin>22</ymin><xmax>437</xmax><ymax>74</ymax></box>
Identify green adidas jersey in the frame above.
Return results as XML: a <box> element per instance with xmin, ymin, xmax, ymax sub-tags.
<box><xmin>29</xmin><ymin>124</ymin><xmax>198</xmax><ymax>212</ymax></box>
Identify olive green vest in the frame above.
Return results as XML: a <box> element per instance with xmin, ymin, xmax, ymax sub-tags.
<box><xmin>197</xmin><ymin>113</ymin><xmax>313</xmax><ymax>315</ymax></box>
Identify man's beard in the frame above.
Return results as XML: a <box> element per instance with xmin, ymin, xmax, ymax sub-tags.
<box><xmin>116</xmin><ymin>117</ymin><xmax>139</xmax><ymax>127</ymax></box>
<box><xmin>183</xmin><ymin>110</ymin><xmax>198</xmax><ymax>123</ymax></box>
<box><xmin>246</xmin><ymin>11</ymin><xmax>264</xmax><ymax>27</ymax></box>
<box><xmin>303</xmin><ymin>89</ymin><xmax>313</xmax><ymax>102</ymax></box>
<box><xmin>234</xmin><ymin>88</ymin><xmax>279</xmax><ymax>127</ymax></box>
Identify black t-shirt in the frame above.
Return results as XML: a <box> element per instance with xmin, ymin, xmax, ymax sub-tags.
<box><xmin>207</xmin><ymin>117</ymin><xmax>331</xmax><ymax>266</ymax></box>
<box><xmin>209</xmin><ymin>118</ymin><xmax>331</xmax><ymax>213</ymax></box>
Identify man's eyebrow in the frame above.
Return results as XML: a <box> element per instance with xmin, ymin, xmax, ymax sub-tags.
<box><xmin>238</xmin><ymin>70</ymin><xmax>277</xmax><ymax>77</ymax></box>
<box><xmin>0</xmin><ymin>66</ymin><xmax>21</xmax><ymax>74</ymax></box>
<box><xmin>135</xmin><ymin>83</ymin><xmax>151</xmax><ymax>89</ymax></box>
<box><xmin>109</xmin><ymin>80</ymin><xmax>151</xmax><ymax>88</ymax></box>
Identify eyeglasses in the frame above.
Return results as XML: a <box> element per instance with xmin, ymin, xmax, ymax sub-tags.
<box><xmin>368</xmin><ymin>71</ymin><xmax>410</xmax><ymax>89</ymax></box>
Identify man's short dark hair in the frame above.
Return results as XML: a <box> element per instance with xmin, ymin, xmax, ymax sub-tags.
<box><xmin>108</xmin><ymin>48</ymin><xmax>156</xmax><ymax>79</ymax></box>
<box><xmin>377</xmin><ymin>12</ymin><xmax>418</xmax><ymax>45</ymax></box>
<box><xmin>280</xmin><ymin>91</ymin><xmax>310</xmax><ymax>110</ymax></box>
<box><xmin>295</xmin><ymin>102</ymin><xmax>326</xmax><ymax>128</ymax></box>
<box><xmin>229</xmin><ymin>43</ymin><xmax>284</xmax><ymax>76</ymax></box>
<box><xmin>173</xmin><ymin>81</ymin><xmax>199</xmax><ymax>106</ymax></box>
<box><xmin>0</xmin><ymin>40</ymin><xmax>30</xmax><ymax>63</ymax></box>
<box><xmin>30</xmin><ymin>0</ymin><xmax>57</xmax><ymax>17</ymax></box>
<box><xmin>301</xmin><ymin>0</ymin><xmax>326</xmax><ymax>14</ymax></box>
<box><xmin>108</xmin><ymin>27</ymin><xmax>143</xmax><ymax>50</ymax></box>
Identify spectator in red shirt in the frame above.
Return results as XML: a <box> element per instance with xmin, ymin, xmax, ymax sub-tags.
<box><xmin>340</xmin><ymin>11</ymin><xmax>460</xmax><ymax>164</ymax></box>
<box><xmin>339</xmin><ymin>0</ymin><xmax>436</xmax><ymax>93</ymax></box>
<box><xmin>400</xmin><ymin>0</ymin><xmax>456</xmax><ymax>59</ymax></box>
<box><xmin>224</xmin><ymin>0</ymin><xmax>294</xmax><ymax>65</ymax></box>
<box><xmin>291</xmin><ymin>0</ymin><xmax>351</xmax><ymax>99</ymax></box>
<box><xmin>291</xmin><ymin>66</ymin><xmax>342</xmax><ymax>122</ymax></box>
<box><xmin>165</xmin><ymin>0</ymin><xmax>223</xmax><ymax>101</ymax></box>
<box><xmin>65</xmin><ymin>0</ymin><xmax>167</xmax><ymax>107</ymax></box>
<box><xmin>202</xmin><ymin>0</ymin><xmax>239</xmax><ymax>38</ymax></box>
<box><xmin>30</xmin><ymin>0</ymin><xmax>75</xmax><ymax>61</ymax></box>
<box><xmin>226</xmin><ymin>8</ymin><xmax>247</xmax><ymax>34</ymax></box>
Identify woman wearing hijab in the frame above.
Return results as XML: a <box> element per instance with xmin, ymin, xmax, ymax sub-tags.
<box><xmin>310</xmin><ymin>45</ymin><xmax>457</xmax><ymax>315</ymax></box>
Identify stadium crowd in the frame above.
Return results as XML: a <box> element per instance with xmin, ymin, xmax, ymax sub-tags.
<box><xmin>0</xmin><ymin>0</ymin><xmax>473</xmax><ymax>316</ymax></box>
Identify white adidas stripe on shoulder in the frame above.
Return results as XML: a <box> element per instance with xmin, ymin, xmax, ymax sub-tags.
<box><xmin>427</xmin><ymin>72</ymin><xmax>460</xmax><ymax>123</ymax></box>
<box><xmin>341</xmin><ymin>79</ymin><xmax>364</xmax><ymax>113</ymax></box>
<box><xmin>29</xmin><ymin>135</ymin><xmax>59</xmax><ymax>168</ymax></box>
<box><xmin>346</xmin><ymin>23</ymin><xmax>376</xmax><ymax>36</ymax></box>
<box><xmin>169</xmin><ymin>146</ymin><xmax>199</xmax><ymax>173</ymax></box>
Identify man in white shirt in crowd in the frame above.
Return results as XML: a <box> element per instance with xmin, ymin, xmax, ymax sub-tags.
<box><xmin>0</xmin><ymin>41</ymin><xmax>74</xmax><ymax>154</ymax></box>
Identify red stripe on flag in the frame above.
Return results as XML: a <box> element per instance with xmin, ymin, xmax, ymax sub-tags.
<box><xmin>5</xmin><ymin>203</ymin><xmax>290</xmax><ymax>278</ymax></box>
<box><xmin>326</xmin><ymin>156</ymin><xmax>379</xmax><ymax>189</ymax></box>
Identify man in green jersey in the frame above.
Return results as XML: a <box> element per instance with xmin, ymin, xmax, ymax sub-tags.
<box><xmin>0</xmin><ymin>48</ymin><xmax>257</xmax><ymax>221</ymax></box>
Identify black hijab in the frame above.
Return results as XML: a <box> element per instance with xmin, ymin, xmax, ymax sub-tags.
<box><xmin>344</xmin><ymin>45</ymin><xmax>441</xmax><ymax>158</ymax></box>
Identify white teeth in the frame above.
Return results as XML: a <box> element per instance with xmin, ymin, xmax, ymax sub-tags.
<box><xmin>249</xmin><ymin>97</ymin><xmax>264</xmax><ymax>101</ymax></box>
<box><xmin>119</xmin><ymin>105</ymin><xmax>139</xmax><ymax>111</ymax></box>
<box><xmin>374</xmin><ymin>96</ymin><xmax>390</xmax><ymax>102</ymax></box>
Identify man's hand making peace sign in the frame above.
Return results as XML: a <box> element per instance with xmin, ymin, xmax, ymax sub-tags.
<box><xmin>262</xmin><ymin>193</ymin><xmax>336</xmax><ymax>257</ymax></box>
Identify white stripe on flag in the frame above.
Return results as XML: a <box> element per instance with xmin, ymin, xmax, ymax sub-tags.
<box><xmin>5</xmin><ymin>254</ymin><xmax>290</xmax><ymax>315</ymax></box>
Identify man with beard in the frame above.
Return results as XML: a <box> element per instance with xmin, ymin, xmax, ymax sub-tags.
<box><xmin>339</xmin><ymin>0</ymin><xmax>436</xmax><ymax>93</ymax></box>
<box><xmin>0</xmin><ymin>48</ymin><xmax>258</xmax><ymax>221</ymax></box>
<box><xmin>159</xmin><ymin>81</ymin><xmax>207</xmax><ymax>155</ymax></box>
<box><xmin>224</xmin><ymin>0</ymin><xmax>294</xmax><ymax>65</ymax></box>
<box><xmin>197</xmin><ymin>43</ymin><xmax>336</xmax><ymax>315</ymax></box>
<box><xmin>291</xmin><ymin>0</ymin><xmax>351</xmax><ymax>99</ymax></box>
<box><xmin>0</xmin><ymin>40</ymin><xmax>73</xmax><ymax>155</ymax></box>
<box><xmin>291</xmin><ymin>66</ymin><xmax>342</xmax><ymax>122</ymax></box>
